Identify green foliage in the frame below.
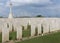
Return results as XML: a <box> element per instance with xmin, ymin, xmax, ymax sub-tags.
<box><xmin>35</xmin><ymin>27</ymin><xmax>38</xmax><ymax>36</ymax></box>
<box><xmin>22</xmin><ymin>26</ymin><xmax>24</xmax><ymax>30</ymax></box>
<box><xmin>22</xmin><ymin>24</ymin><xmax>31</xmax><ymax>37</ymax></box>
<box><xmin>41</xmin><ymin>25</ymin><xmax>43</xmax><ymax>34</ymax></box>
<box><xmin>0</xmin><ymin>16</ymin><xmax>3</xmax><ymax>18</ymax></box>
<box><xmin>12</xmin><ymin>25</ymin><xmax>14</xmax><ymax>32</ymax></box>
<box><xmin>9</xmin><ymin>32</ymin><xmax>16</xmax><ymax>40</ymax></box>
<box><xmin>36</xmin><ymin>15</ymin><xmax>43</xmax><ymax>17</ymax></box>
<box><xmin>22</xmin><ymin>29</ymin><xmax>30</xmax><ymax>37</ymax></box>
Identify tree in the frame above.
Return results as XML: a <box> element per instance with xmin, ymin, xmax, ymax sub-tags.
<box><xmin>0</xmin><ymin>16</ymin><xmax>3</xmax><ymax>18</ymax></box>
<box><xmin>36</xmin><ymin>15</ymin><xmax>43</xmax><ymax>17</ymax></box>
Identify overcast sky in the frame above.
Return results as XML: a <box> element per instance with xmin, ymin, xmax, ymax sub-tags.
<box><xmin>0</xmin><ymin>0</ymin><xmax>60</xmax><ymax>17</ymax></box>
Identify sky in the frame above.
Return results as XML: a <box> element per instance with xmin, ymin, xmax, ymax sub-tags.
<box><xmin>0</xmin><ymin>0</ymin><xmax>60</xmax><ymax>17</ymax></box>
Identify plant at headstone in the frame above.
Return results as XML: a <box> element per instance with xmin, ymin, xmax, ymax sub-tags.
<box><xmin>12</xmin><ymin>25</ymin><xmax>14</xmax><ymax>32</ymax></box>
<box><xmin>9</xmin><ymin>32</ymin><xmax>16</xmax><ymax>40</ymax></box>
<box><xmin>7</xmin><ymin>23</ymin><xmax>9</xmax><ymax>28</ymax></box>
<box><xmin>35</xmin><ymin>27</ymin><xmax>38</xmax><ymax>36</ymax></box>
<box><xmin>22</xmin><ymin>26</ymin><xmax>24</xmax><ymax>30</ymax></box>
<box><xmin>27</xmin><ymin>24</ymin><xmax>31</xmax><ymax>37</ymax></box>
<box><xmin>41</xmin><ymin>25</ymin><xmax>43</xmax><ymax>34</ymax></box>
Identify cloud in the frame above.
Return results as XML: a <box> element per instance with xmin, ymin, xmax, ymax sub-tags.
<box><xmin>0</xmin><ymin>6</ymin><xmax>6</xmax><ymax>16</ymax></box>
<box><xmin>6</xmin><ymin>0</ymin><xmax>52</xmax><ymax>6</ymax></box>
<box><xmin>1</xmin><ymin>0</ymin><xmax>60</xmax><ymax>17</ymax></box>
<box><xmin>11</xmin><ymin>0</ymin><xmax>51</xmax><ymax>3</ymax></box>
<box><xmin>43</xmin><ymin>5</ymin><xmax>60</xmax><ymax>9</ymax></box>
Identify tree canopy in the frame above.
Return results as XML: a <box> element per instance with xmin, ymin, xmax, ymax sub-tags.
<box><xmin>36</xmin><ymin>15</ymin><xmax>43</xmax><ymax>17</ymax></box>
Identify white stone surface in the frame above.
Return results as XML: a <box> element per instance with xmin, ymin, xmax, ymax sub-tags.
<box><xmin>37</xmin><ymin>18</ymin><xmax>43</xmax><ymax>35</ymax></box>
<box><xmin>2</xmin><ymin>23</ymin><xmax>9</xmax><ymax>42</ymax></box>
<box><xmin>1</xmin><ymin>18</ymin><xmax>60</xmax><ymax>42</ymax></box>
<box><xmin>0</xmin><ymin>22</ymin><xmax>3</xmax><ymax>33</ymax></box>
<box><xmin>49</xmin><ymin>19</ymin><xmax>57</xmax><ymax>32</ymax></box>
<box><xmin>8</xmin><ymin>2</ymin><xmax>13</xmax><ymax>19</ymax></box>
<box><xmin>17</xmin><ymin>26</ymin><xmax>22</xmax><ymax>40</ymax></box>
<box><xmin>43</xmin><ymin>18</ymin><xmax>50</xmax><ymax>33</ymax></box>
<box><xmin>31</xmin><ymin>25</ymin><xmax>36</xmax><ymax>36</ymax></box>
<box><xmin>20</xmin><ymin>18</ymin><xmax>29</xmax><ymax>30</ymax></box>
<box><xmin>38</xmin><ymin>24</ymin><xmax>41</xmax><ymax>35</ymax></box>
<box><xmin>55</xmin><ymin>18</ymin><xmax>60</xmax><ymax>30</ymax></box>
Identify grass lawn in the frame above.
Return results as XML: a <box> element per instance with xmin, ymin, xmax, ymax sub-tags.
<box><xmin>0</xmin><ymin>33</ymin><xmax>2</xmax><ymax>43</ymax></box>
<box><xmin>16</xmin><ymin>32</ymin><xmax>60</xmax><ymax>43</ymax></box>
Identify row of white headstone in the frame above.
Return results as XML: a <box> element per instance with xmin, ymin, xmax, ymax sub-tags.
<box><xmin>1</xmin><ymin>18</ymin><xmax>60</xmax><ymax>43</ymax></box>
<box><xmin>2</xmin><ymin>23</ymin><xmax>22</xmax><ymax>43</ymax></box>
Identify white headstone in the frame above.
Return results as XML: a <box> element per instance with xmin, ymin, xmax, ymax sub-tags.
<box><xmin>38</xmin><ymin>23</ymin><xmax>41</xmax><ymax>35</ymax></box>
<box><xmin>0</xmin><ymin>22</ymin><xmax>3</xmax><ymax>33</ymax></box>
<box><xmin>43</xmin><ymin>19</ymin><xmax>50</xmax><ymax>33</ymax></box>
<box><xmin>37</xmin><ymin>18</ymin><xmax>43</xmax><ymax>35</ymax></box>
<box><xmin>31</xmin><ymin>25</ymin><xmax>35</xmax><ymax>36</ymax></box>
<box><xmin>55</xmin><ymin>19</ymin><xmax>60</xmax><ymax>31</ymax></box>
<box><xmin>16</xmin><ymin>25</ymin><xmax>22</xmax><ymax>40</ymax></box>
<box><xmin>50</xmin><ymin>19</ymin><xmax>57</xmax><ymax>32</ymax></box>
<box><xmin>2</xmin><ymin>23</ymin><xmax>9</xmax><ymax>42</ymax></box>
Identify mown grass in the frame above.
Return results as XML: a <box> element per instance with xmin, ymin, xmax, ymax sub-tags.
<box><xmin>0</xmin><ymin>33</ymin><xmax>2</xmax><ymax>42</ymax></box>
<box><xmin>16</xmin><ymin>32</ymin><xmax>60</xmax><ymax>43</ymax></box>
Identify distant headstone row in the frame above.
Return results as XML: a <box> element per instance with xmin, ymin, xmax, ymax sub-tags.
<box><xmin>1</xmin><ymin>18</ymin><xmax>60</xmax><ymax>42</ymax></box>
